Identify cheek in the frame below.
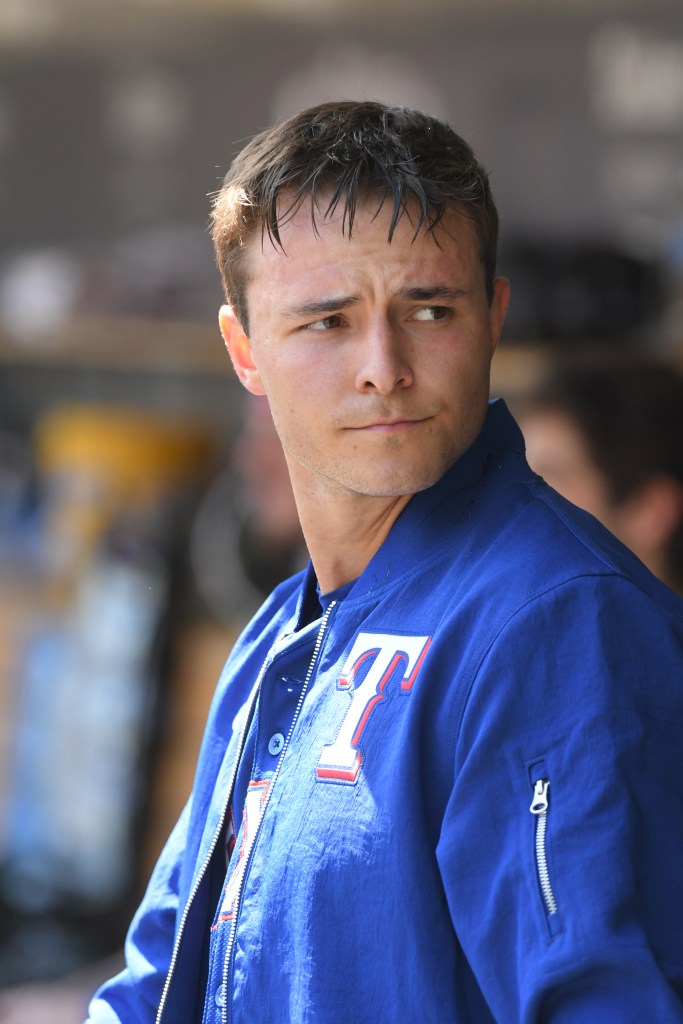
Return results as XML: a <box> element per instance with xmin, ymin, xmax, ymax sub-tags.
<box><xmin>429</xmin><ymin>340</ymin><xmax>492</xmax><ymax>402</ymax></box>
<box><xmin>264</xmin><ymin>378</ymin><xmax>321</xmax><ymax>452</ymax></box>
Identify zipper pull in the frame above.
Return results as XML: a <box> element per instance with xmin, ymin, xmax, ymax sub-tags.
<box><xmin>530</xmin><ymin>778</ymin><xmax>550</xmax><ymax>814</ymax></box>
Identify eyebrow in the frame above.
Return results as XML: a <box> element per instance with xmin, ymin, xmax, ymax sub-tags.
<box><xmin>399</xmin><ymin>286</ymin><xmax>467</xmax><ymax>302</ymax></box>
<box><xmin>280</xmin><ymin>285</ymin><xmax>466</xmax><ymax>321</ymax></box>
<box><xmin>280</xmin><ymin>295</ymin><xmax>361</xmax><ymax>321</ymax></box>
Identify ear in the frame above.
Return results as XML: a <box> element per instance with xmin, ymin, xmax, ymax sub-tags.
<box><xmin>219</xmin><ymin>304</ymin><xmax>266</xmax><ymax>396</ymax></box>
<box><xmin>488</xmin><ymin>277</ymin><xmax>510</xmax><ymax>356</ymax></box>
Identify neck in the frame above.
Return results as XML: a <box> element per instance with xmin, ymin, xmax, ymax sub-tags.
<box><xmin>289</xmin><ymin>467</ymin><xmax>412</xmax><ymax>594</ymax></box>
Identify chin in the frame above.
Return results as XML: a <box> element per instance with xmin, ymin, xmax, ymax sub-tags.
<box><xmin>355</xmin><ymin>463</ymin><xmax>450</xmax><ymax>499</ymax></box>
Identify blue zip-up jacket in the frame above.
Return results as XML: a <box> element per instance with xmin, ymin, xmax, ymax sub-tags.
<box><xmin>87</xmin><ymin>401</ymin><xmax>683</xmax><ymax>1023</ymax></box>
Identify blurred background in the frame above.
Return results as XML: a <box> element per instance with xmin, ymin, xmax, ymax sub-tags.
<box><xmin>0</xmin><ymin>0</ymin><xmax>682</xmax><ymax>1015</ymax></box>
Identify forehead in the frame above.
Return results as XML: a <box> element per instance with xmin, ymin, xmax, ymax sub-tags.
<box><xmin>243</xmin><ymin>196</ymin><xmax>482</xmax><ymax>296</ymax></box>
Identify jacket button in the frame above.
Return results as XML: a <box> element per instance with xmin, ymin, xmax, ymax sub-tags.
<box><xmin>215</xmin><ymin>983</ymin><xmax>226</xmax><ymax>1006</ymax></box>
<box><xmin>268</xmin><ymin>732</ymin><xmax>285</xmax><ymax>756</ymax></box>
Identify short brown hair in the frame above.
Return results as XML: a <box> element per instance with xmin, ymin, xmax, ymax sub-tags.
<box><xmin>211</xmin><ymin>100</ymin><xmax>499</xmax><ymax>334</ymax></box>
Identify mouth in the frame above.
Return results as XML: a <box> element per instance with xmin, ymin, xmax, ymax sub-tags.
<box><xmin>348</xmin><ymin>416</ymin><xmax>431</xmax><ymax>432</ymax></box>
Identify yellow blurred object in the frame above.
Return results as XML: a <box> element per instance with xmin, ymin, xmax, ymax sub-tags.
<box><xmin>34</xmin><ymin>403</ymin><xmax>216</xmax><ymax>588</ymax></box>
<box><xmin>35</xmin><ymin>404</ymin><xmax>215</xmax><ymax>499</ymax></box>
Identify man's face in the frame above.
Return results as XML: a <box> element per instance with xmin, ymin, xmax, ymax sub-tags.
<box><xmin>223</xmin><ymin>198</ymin><xmax>509</xmax><ymax>504</ymax></box>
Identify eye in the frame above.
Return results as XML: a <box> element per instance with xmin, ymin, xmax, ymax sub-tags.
<box><xmin>305</xmin><ymin>314</ymin><xmax>345</xmax><ymax>331</ymax></box>
<box><xmin>412</xmin><ymin>305</ymin><xmax>451</xmax><ymax>322</ymax></box>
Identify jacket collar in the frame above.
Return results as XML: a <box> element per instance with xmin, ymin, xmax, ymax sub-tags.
<box><xmin>295</xmin><ymin>399</ymin><xmax>526</xmax><ymax>620</ymax></box>
<box><xmin>350</xmin><ymin>398</ymin><xmax>525</xmax><ymax>600</ymax></box>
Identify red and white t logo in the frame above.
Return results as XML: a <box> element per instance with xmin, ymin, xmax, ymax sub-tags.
<box><xmin>316</xmin><ymin>632</ymin><xmax>431</xmax><ymax>783</ymax></box>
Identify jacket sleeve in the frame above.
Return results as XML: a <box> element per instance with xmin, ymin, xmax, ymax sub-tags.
<box><xmin>437</xmin><ymin>573</ymin><xmax>683</xmax><ymax>1023</ymax></box>
<box><xmin>84</xmin><ymin>800</ymin><xmax>192</xmax><ymax>1024</ymax></box>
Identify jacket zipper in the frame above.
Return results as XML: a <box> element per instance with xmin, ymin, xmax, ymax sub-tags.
<box><xmin>155</xmin><ymin>631</ymin><xmax>294</xmax><ymax>1024</ymax></box>
<box><xmin>529</xmin><ymin>777</ymin><xmax>558</xmax><ymax>917</ymax></box>
<box><xmin>222</xmin><ymin>600</ymin><xmax>337</xmax><ymax>1024</ymax></box>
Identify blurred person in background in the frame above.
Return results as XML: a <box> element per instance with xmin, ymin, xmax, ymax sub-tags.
<box><xmin>189</xmin><ymin>392</ymin><xmax>307</xmax><ymax>626</ymax></box>
<box><xmin>220</xmin><ymin>393</ymin><xmax>307</xmax><ymax>602</ymax></box>
<box><xmin>518</xmin><ymin>357</ymin><xmax>683</xmax><ymax>596</ymax></box>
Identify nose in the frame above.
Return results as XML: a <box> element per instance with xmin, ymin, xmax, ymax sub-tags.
<box><xmin>354</xmin><ymin>319</ymin><xmax>414</xmax><ymax>395</ymax></box>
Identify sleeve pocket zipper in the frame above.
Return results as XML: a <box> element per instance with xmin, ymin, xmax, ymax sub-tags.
<box><xmin>530</xmin><ymin>777</ymin><xmax>559</xmax><ymax>917</ymax></box>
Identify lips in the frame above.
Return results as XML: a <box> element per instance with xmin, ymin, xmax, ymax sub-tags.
<box><xmin>347</xmin><ymin>416</ymin><xmax>431</xmax><ymax>430</ymax></box>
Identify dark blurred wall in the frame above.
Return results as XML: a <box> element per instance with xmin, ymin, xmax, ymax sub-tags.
<box><xmin>0</xmin><ymin>5</ymin><xmax>681</xmax><ymax>294</ymax></box>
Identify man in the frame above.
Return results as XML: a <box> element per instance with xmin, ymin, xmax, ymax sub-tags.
<box><xmin>518</xmin><ymin>356</ymin><xmax>683</xmax><ymax>596</ymax></box>
<box><xmin>87</xmin><ymin>101</ymin><xmax>683</xmax><ymax>1023</ymax></box>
